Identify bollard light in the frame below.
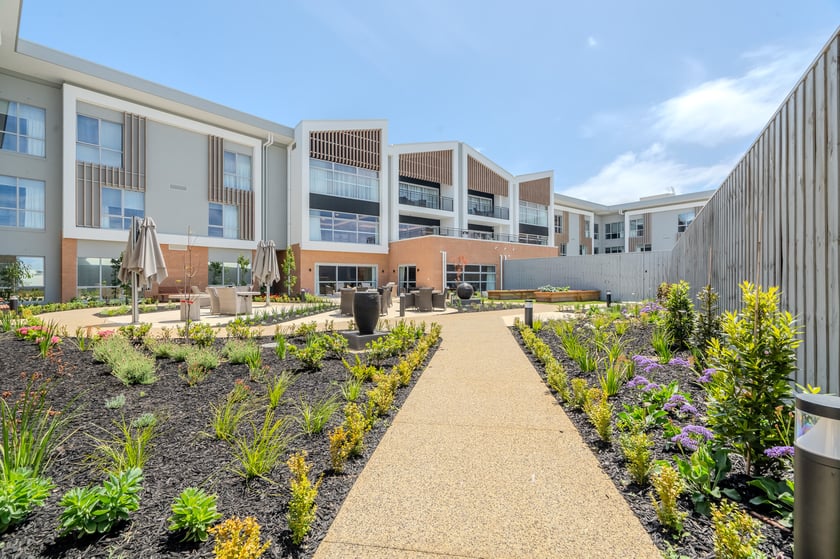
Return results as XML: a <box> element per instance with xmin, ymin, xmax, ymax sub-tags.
<box><xmin>795</xmin><ymin>392</ymin><xmax>840</xmax><ymax>559</ymax></box>
<box><xmin>524</xmin><ymin>299</ymin><xmax>534</xmax><ymax>327</ymax></box>
<box><xmin>606</xmin><ymin>290</ymin><xmax>612</xmax><ymax>307</ymax></box>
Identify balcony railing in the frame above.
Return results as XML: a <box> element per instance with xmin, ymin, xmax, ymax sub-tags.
<box><xmin>467</xmin><ymin>205</ymin><xmax>509</xmax><ymax>220</ymax></box>
<box><xmin>398</xmin><ymin>184</ymin><xmax>454</xmax><ymax>211</ymax></box>
<box><xmin>398</xmin><ymin>225</ymin><xmax>547</xmax><ymax>245</ymax></box>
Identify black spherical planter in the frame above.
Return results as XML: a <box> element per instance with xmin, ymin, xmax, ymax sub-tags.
<box><xmin>456</xmin><ymin>282</ymin><xmax>474</xmax><ymax>301</ymax></box>
<box><xmin>353</xmin><ymin>291</ymin><xmax>380</xmax><ymax>335</ymax></box>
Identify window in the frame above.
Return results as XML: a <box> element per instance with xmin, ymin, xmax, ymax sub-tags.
<box><xmin>208</xmin><ymin>260</ymin><xmax>251</xmax><ymax>286</ymax></box>
<box><xmin>678</xmin><ymin>211</ymin><xmax>695</xmax><ymax>233</ymax></box>
<box><xmin>0</xmin><ymin>175</ymin><xmax>45</xmax><ymax>229</ymax></box>
<box><xmin>579</xmin><ymin>245</ymin><xmax>587</xmax><ymax>255</ymax></box>
<box><xmin>77</xmin><ymin>115</ymin><xmax>122</xmax><ymax>167</ymax></box>
<box><xmin>399</xmin><ymin>222</ymin><xmax>438</xmax><ymax>239</ymax></box>
<box><xmin>604</xmin><ymin>246</ymin><xmax>624</xmax><ymax>254</ymax></box>
<box><xmin>0</xmin><ymin>256</ymin><xmax>45</xmax><ymax>301</ymax></box>
<box><xmin>518</xmin><ymin>201</ymin><xmax>547</xmax><ymax>226</ymax></box>
<box><xmin>637</xmin><ymin>244</ymin><xmax>652</xmax><ymax>252</ymax></box>
<box><xmin>593</xmin><ymin>223</ymin><xmax>599</xmax><ymax>240</ymax></box>
<box><xmin>316</xmin><ymin>264</ymin><xmax>376</xmax><ymax>295</ymax></box>
<box><xmin>554</xmin><ymin>214</ymin><xmax>564</xmax><ymax>234</ymax></box>
<box><xmin>310</xmin><ymin>158</ymin><xmax>379</xmax><ymax>201</ymax></box>
<box><xmin>630</xmin><ymin>218</ymin><xmax>644</xmax><ymax>237</ymax></box>
<box><xmin>605</xmin><ymin>222</ymin><xmax>624</xmax><ymax>240</ymax></box>
<box><xmin>594</xmin><ymin>247</ymin><xmax>599</xmax><ymax>254</ymax></box>
<box><xmin>310</xmin><ymin>209</ymin><xmax>379</xmax><ymax>245</ymax></box>
<box><xmin>101</xmin><ymin>187</ymin><xmax>143</xmax><ymax>230</ymax></box>
<box><xmin>0</xmin><ymin>100</ymin><xmax>45</xmax><ymax>156</ymax></box>
<box><xmin>77</xmin><ymin>256</ymin><xmax>120</xmax><ymax>300</ymax></box>
<box><xmin>224</xmin><ymin>151</ymin><xmax>252</xmax><ymax>190</ymax></box>
<box><xmin>559</xmin><ymin>243</ymin><xmax>567</xmax><ymax>256</ymax></box>
<box><xmin>584</xmin><ymin>218</ymin><xmax>591</xmax><ymax>238</ymax></box>
<box><xmin>209</xmin><ymin>203</ymin><xmax>239</xmax><ymax>238</ymax></box>
<box><xmin>446</xmin><ymin>264</ymin><xmax>496</xmax><ymax>292</ymax></box>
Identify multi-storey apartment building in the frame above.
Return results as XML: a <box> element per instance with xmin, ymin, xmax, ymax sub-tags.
<box><xmin>552</xmin><ymin>190</ymin><xmax>714</xmax><ymax>257</ymax></box>
<box><xmin>0</xmin><ymin>1</ymin><xmax>708</xmax><ymax>303</ymax></box>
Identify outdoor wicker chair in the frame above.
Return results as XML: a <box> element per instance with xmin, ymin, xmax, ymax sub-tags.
<box><xmin>340</xmin><ymin>288</ymin><xmax>355</xmax><ymax>316</ymax></box>
<box><xmin>416</xmin><ymin>287</ymin><xmax>433</xmax><ymax>312</ymax></box>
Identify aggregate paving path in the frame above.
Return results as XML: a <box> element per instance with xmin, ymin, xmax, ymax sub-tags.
<box><xmin>313</xmin><ymin>308</ymin><xmax>660</xmax><ymax>559</ymax></box>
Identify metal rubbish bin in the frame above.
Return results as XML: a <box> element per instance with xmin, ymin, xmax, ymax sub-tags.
<box><xmin>795</xmin><ymin>392</ymin><xmax>840</xmax><ymax>559</ymax></box>
<box><xmin>8</xmin><ymin>296</ymin><xmax>19</xmax><ymax>313</ymax></box>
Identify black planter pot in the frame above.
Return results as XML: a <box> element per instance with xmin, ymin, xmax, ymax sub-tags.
<box><xmin>353</xmin><ymin>291</ymin><xmax>380</xmax><ymax>335</ymax></box>
<box><xmin>456</xmin><ymin>282</ymin><xmax>474</xmax><ymax>301</ymax></box>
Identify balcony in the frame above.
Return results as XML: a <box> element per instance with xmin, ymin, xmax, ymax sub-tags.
<box><xmin>310</xmin><ymin>166</ymin><xmax>379</xmax><ymax>202</ymax></box>
<box><xmin>398</xmin><ymin>225</ymin><xmax>547</xmax><ymax>245</ymax></box>
<box><xmin>398</xmin><ymin>183</ymin><xmax>454</xmax><ymax>211</ymax></box>
<box><xmin>467</xmin><ymin>205</ymin><xmax>509</xmax><ymax>220</ymax></box>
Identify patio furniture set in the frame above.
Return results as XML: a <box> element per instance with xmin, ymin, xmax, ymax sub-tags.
<box><xmin>174</xmin><ymin>286</ymin><xmax>259</xmax><ymax>320</ymax></box>
<box><xmin>339</xmin><ymin>284</ymin><xmax>445</xmax><ymax>316</ymax></box>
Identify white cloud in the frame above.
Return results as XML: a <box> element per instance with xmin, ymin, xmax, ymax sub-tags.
<box><xmin>587</xmin><ymin>36</ymin><xmax>598</xmax><ymax>48</ymax></box>
<box><xmin>560</xmin><ymin>144</ymin><xmax>733</xmax><ymax>203</ymax></box>
<box><xmin>651</xmin><ymin>48</ymin><xmax>810</xmax><ymax>146</ymax></box>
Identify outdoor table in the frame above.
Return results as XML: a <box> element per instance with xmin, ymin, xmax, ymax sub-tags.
<box><xmin>236</xmin><ymin>291</ymin><xmax>260</xmax><ymax>315</ymax></box>
<box><xmin>168</xmin><ymin>294</ymin><xmax>204</xmax><ymax>321</ymax></box>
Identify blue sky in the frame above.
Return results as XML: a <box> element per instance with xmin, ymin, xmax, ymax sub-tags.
<box><xmin>18</xmin><ymin>0</ymin><xmax>840</xmax><ymax>203</ymax></box>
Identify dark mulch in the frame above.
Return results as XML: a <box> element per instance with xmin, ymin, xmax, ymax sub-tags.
<box><xmin>512</xmin><ymin>316</ymin><xmax>793</xmax><ymax>559</ymax></box>
<box><xmin>0</xmin><ymin>329</ymin><xmax>438</xmax><ymax>558</ymax></box>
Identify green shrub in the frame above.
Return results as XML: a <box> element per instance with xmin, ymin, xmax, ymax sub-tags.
<box><xmin>706</xmin><ymin>282</ymin><xmax>801</xmax><ymax>475</ymax></box>
<box><xmin>90</xmin><ymin>416</ymin><xmax>157</xmax><ymax>474</ymax></box>
<box><xmin>663</xmin><ymin>280</ymin><xmax>694</xmax><ymax>350</ymax></box>
<box><xmin>296</xmin><ymin>396</ymin><xmax>340</xmax><ymax>435</ymax></box>
<box><xmin>104</xmin><ymin>394</ymin><xmax>126</xmax><ymax>410</ymax></box>
<box><xmin>118</xmin><ymin>323</ymin><xmax>152</xmax><ymax>344</ymax></box>
<box><xmin>650</xmin><ymin>463</ymin><xmax>686</xmax><ymax>534</ymax></box>
<box><xmin>711</xmin><ymin>500</ymin><xmax>765</xmax><ymax>559</ymax></box>
<box><xmin>222</xmin><ymin>339</ymin><xmax>259</xmax><ymax>364</ymax></box>
<box><xmin>569</xmin><ymin>378</ymin><xmax>590</xmax><ymax>411</ymax></box>
<box><xmin>177</xmin><ymin>321</ymin><xmax>216</xmax><ymax>348</ymax></box>
<box><xmin>619</xmin><ymin>432</ymin><xmax>653</xmax><ymax>486</ymax></box>
<box><xmin>231</xmin><ymin>409</ymin><xmax>294</xmax><ymax>480</ymax></box>
<box><xmin>225</xmin><ymin>318</ymin><xmax>257</xmax><ymax>340</ymax></box>
<box><xmin>651</xmin><ymin>327</ymin><xmax>673</xmax><ymax>364</ymax></box>
<box><xmin>693</xmin><ymin>284</ymin><xmax>722</xmax><ymax>359</ymax></box>
<box><xmin>209</xmin><ymin>392</ymin><xmax>253</xmax><ymax>441</ymax></box>
<box><xmin>340</xmin><ymin>378</ymin><xmax>363</xmax><ymax>402</ymax></box>
<box><xmin>167</xmin><ymin>487</ymin><xmax>221</xmax><ymax>542</ymax></box>
<box><xmin>266</xmin><ymin>371</ymin><xmax>295</xmax><ymax>408</ymax></box>
<box><xmin>545</xmin><ymin>360</ymin><xmax>570</xmax><ymax>402</ymax></box>
<box><xmin>273</xmin><ymin>331</ymin><xmax>287</xmax><ymax>359</ymax></box>
<box><xmin>598</xmin><ymin>364</ymin><xmax>624</xmax><ymax>398</ymax></box>
<box><xmin>321</xmin><ymin>333</ymin><xmax>349</xmax><ymax>359</ymax></box>
<box><xmin>289</xmin><ymin>336</ymin><xmax>327</xmax><ymax>371</ymax></box>
<box><xmin>583</xmin><ymin>389</ymin><xmax>612</xmax><ymax>442</ymax></box>
<box><xmin>286</xmin><ymin>451</ymin><xmax>322</xmax><ymax>545</ymax></box>
<box><xmin>186</xmin><ymin>347</ymin><xmax>221</xmax><ymax>370</ymax></box>
<box><xmin>674</xmin><ymin>444</ymin><xmax>738</xmax><ymax>516</ymax></box>
<box><xmin>112</xmin><ymin>353</ymin><xmax>157</xmax><ymax>385</ymax></box>
<box><xmin>58</xmin><ymin>467</ymin><xmax>143</xmax><ymax>537</ymax></box>
<box><xmin>0</xmin><ymin>467</ymin><xmax>54</xmax><ymax>533</ymax></box>
<box><xmin>343</xmin><ymin>354</ymin><xmax>379</xmax><ymax>382</ymax></box>
<box><xmin>0</xmin><ymin>373</ymin><xmax>71</xmax><ymax>478</ymax></box>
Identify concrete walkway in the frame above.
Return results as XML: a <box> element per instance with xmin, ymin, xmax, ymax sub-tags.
<box><xmin>314</xmin><ymin>308</ymin><xmax>660</xmax><ymax>559</ymax></box>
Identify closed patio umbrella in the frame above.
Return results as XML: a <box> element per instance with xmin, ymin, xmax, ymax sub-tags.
<box><xmin>253</xmin><ymin>240</ymin><xmax>280</xmax><ymax>306</ymax></box>
<box><xmin>119</xmin><ymin>216</ymin><xmax>168</xmax><ymax>323</ymax></box>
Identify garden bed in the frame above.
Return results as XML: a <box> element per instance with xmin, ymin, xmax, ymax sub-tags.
<box><xmin>0</xmin><ymin>323</ymin><xmax>439</xmax><ymax>558</ymax></box>
<box><xmin>512</xmin><ymin>312</ymin><xmax>793</xmax><ymax>559</ymax></box>
<box><xmin>533</xmin><ymin>289</ymin><xmax>600</xmax><ymax>302</ymax></box>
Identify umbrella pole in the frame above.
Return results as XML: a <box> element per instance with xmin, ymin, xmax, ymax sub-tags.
<box><xmin>131</xmin><ymin>273</ymin><xmax>139</xmax><ymax>324</ymax></box>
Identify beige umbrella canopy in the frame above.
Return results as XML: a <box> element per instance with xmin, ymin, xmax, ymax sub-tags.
<box><xmin>253</xmin><ymin>240</ymin><xmax>280</xmax><ymax>305</ymax></box>
<box><xmin>118</xmin><ymin>217</ymin><xmax>167</xmax><ymax>323</ymax></box>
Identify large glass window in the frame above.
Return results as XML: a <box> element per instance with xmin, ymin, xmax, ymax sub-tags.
<box><xmin>208</xmin><ymin>260</ymin><xmax>251</xmax><ymax>286</ymax></box>
<box><xmin>310</xmin><ymin>158</ymin><xmax>379</xmax><ymax>201</ymax></box>
<box><xmin>77</xmin><ymin>115</ymin><xmax>123</xmax><ymax>167</ymax></box>
<box><xmin>224</xmin><ymin>151</ymin><xmax>252</xmax><ymax>190</ymax></box>
<box><xmin>605</xmin><ymin>221</ymin><xmax>624</xmax><ymax>239</ymax></box>
<box><xmin>0</xmin><ymin>175</ymin><xmax>45</xmax><ymax>229</ymax></box>
<box><xmin>446</xmin><ymin>264</ymin><xmax>496</xmax><ymax>292</ymax></box>
<box><xmin>310</xmin><ymin>209</ymin><xmax>378</xmax><ymax>245</ymax></box>
<box><xmin>678</xmin><ymin>211</ymin><xmax>695</xmax><ymax>233</ymax></box>
<box><xmin>209</xmin><ymin>203</ymin><xmax>239</xmax><ymax>238</ymax></box>
<box><xmin>604</xmin><ymin>246</ymin><xmax>624</xmax><ymax>254</ymax></box>
<box><xmin>629</xmin><ymin>218</ymin><xmax>645</xmax><ymax>237</ymax></box>
<box><xmin>0</xmin><ymin>256</ymin><xmax>45</xmax><ymax>301</ymax></box>
<box><xmin>315</xmin><ymin>264</ymin><xmax>376</xmax><ymax>295</ymax></box>
<box><xmin>76</xmin><ymin>256</ymin><xmax>120</xmax><ymax>300</ymax></box>
<box><xmin>518</xmin><ymin>201</ymin><xmax>547</xmax><ymax>226</ymax></box>
<box><xmin>0</xmin><ymin>100</ymin><xmax>46</xmax><ymax>157</ymax></box>
<box><xmin>584</xmin><ymin>218</ymin><xmax>591</xmax><ymax>238</ymax></box>
<box><xmin>101</xmin><ymin>187</ymin><xmax>144</xmax><ymax>230</ymax></box>
<box><xmin>554</xmin><ymin>214</ymin><xmax>564</xmax><ymax>234</ymax></box>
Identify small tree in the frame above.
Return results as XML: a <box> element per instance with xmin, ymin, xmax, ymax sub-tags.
<box><xmin>0</xmin><ymin>260</ymin><xmax>32</xmax><ymax>299</ymax></box>
<box><xmin>281</xmin><ymin>249</ymin><xmax>297</xmax><ymax>296</ymax></box>
<box><xmin>664</xmin><ymin>280</ymin><xmax>694</xmax><ymax>350</ymax></box>
<box><xmin>693</xmin><ymin>284</ymin><xmax>722</xmax><ymax>358</ymax></box>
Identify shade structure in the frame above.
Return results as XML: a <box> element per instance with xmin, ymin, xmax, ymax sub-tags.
<box><xmin>118</xmin><ymin>217</ymin><xmax>168</xmax><ymax>323</ymax></box>
<box><xmin>253</xmin><ymin>240</ymin><xmax>280</xmax><ymax>305</ymax></box>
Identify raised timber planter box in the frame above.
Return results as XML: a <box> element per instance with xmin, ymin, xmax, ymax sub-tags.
<box><xmin>486</xmin><ymin>289</ymin><xmax>535</xmax><ymax>300</ymax></box>
<box><xmin>534</xmin><ymin>290</ymin><xmax>601</xmax><ymax>302</ymax></box>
